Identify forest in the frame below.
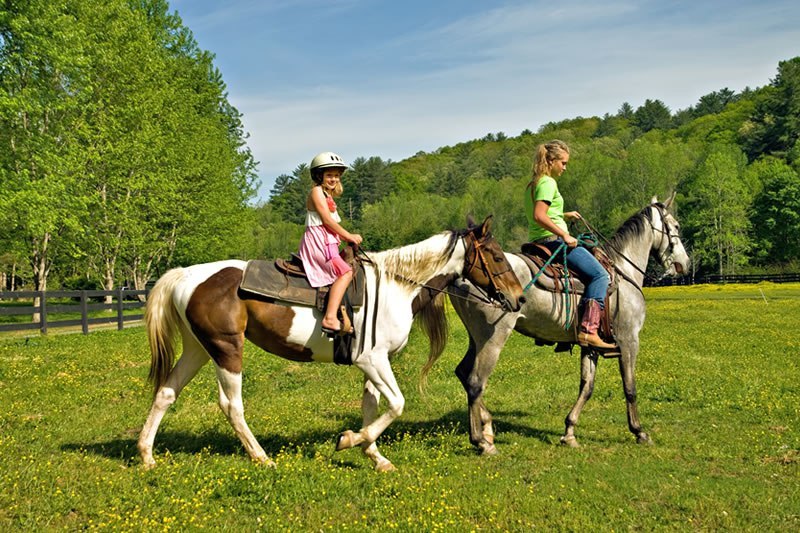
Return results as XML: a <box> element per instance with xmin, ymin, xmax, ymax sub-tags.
<box><xmin>2</xmin><ymin>0</ymin><xmax>799</xmax><ymax>293</ymax></box>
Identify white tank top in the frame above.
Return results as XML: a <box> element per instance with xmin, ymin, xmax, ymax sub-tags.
<box><xmin>305</xmin><ymin>209</ymin><xmax>341</xmax><ymax>227</ymax></box>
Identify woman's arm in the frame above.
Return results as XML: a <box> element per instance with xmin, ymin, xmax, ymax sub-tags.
<box><xmin>533</xmin><ymin>200</ymin><xmax>577</xmax><ymax>247</ymax></box>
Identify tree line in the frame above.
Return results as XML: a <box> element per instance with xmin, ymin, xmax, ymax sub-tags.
<box><xmin>1</xmin><ymin>0</ymin><xmax>257</xmax><ymax>297</ymax></box>
<box><xmin>265</xmin><ymin>57</ymin><xmax>800</xmax><ymax>278</ymax></box>
<box><xmin>2</xmin><ymin>0</ymin><xmax>798</xmax><ymax>293</ymax></box>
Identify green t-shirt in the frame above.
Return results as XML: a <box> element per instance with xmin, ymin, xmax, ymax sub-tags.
<box><xmin>525</xmin><ymin>175</ymin><xmax>568</xmax><ymax>242</ymax></box>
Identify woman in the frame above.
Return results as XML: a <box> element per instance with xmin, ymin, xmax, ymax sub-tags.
<box><xmin>299</xmin><ymin>151</ymin><xmax>363</xmax><ymax>335</ymax></box>
<box><xmin>525</xmin><ymin>140</ymin><xmax>617</xmax><ymax>350</ymax></box>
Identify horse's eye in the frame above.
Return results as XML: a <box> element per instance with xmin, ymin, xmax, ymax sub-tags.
<box><xmin>493</xmin><ymin>255</ymin><xmax>503</xmax><ymax>262</ymax></box>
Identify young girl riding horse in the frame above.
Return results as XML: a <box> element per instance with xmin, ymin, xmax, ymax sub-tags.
<box><xmin>299</xmin><ymin>151</ymin><xmax>363</xmax><ymax>336</ymax></box>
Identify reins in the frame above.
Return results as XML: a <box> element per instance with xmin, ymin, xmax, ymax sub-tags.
<box><xmin>353</xmin><ymin>232</ymin><xmax>508</xmax><ymax>309</ymax></box>
<box><xmin>522</xmin><ymin>232</ymin><xmax>596</xmax><ymax>330</ymax></box>
<box><xmin>575</xmin><ymin>206</ymin><xmax>674</xmax><ymax>290</ymax></box>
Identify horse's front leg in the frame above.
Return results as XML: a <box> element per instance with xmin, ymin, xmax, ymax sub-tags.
<box><xmin>352</xmin><ymin>378</ymin><xmax>396</xmax><ymax>472</ymax></box>
<box><xmin>618</xmin><ymin>342</ymin><xmax>652</xmax><ymax>445</ymax></box>
<box><xmin>561</xmin><ymin>349</ymin><xmax>599</xmax><ymax>447</ymax></box>
<box><xmin>336</xmin><ymin>351</ymin><xmax>404</xmax><ymax>471</ymax></box>
<box><xmin>455</xmin><ymin>329</ymin><xmax>508</xmax><ymax>456</ymax></box>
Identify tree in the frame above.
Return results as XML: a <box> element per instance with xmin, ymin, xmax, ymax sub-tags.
<box><xmin>632</xmin><ymin>99</ymin><xmax>672</xmax><ymax>132</ymax></box>
<box><xmin>341</xmin><ymin>156</ymin><xmax>394</xmax><ymax>220</ymax></box>
<box><xmin>683</xmin><ymin>144</ymin><xmax>753</xmax><ymax>275</ymax></box>
<box><xmin>748</xmin><ymin>158</ymin><xmax>800</xmax><ymax>264</ymax></box>
<box><xmin>268</xmin><ymin>165</ymin><xmax>311</xmax><ymax>225</ymax></box>
<box><xmin>0</xmin><ymin>0</ymin><xmax>88</xmax><ymax>304</ymax></box>
<box><xmin>617</xmin><ymin>102</ymin><xmax>634</xmax><ymax>119</ymax></box>
<box><xmin>694</xmin><ymin>88</ymin><xmax>738</xmax><ymax>117</ymax></box>
<box><xmin>740</xmin><ymin>57</ymin><xmax>800</xmax><ymax>161</ymax></box>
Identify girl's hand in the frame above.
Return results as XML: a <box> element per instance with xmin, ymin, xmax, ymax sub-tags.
<box><xmin>563</xmin><ymin>234</ymin><xmax>578</xmax><ymax>248</ymax></box>
<box><xmin>347</xmin><ymin>233</ymin><xmax>363</xmax><ymax>245</ymax></box>
<box><xmin>564</xmin><ymin>211</ymin><xmax>582</xmax><ymax>221</ymax></box>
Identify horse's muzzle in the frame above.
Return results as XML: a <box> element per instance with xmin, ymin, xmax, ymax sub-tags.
<box><xmin>496</xmin><ymin>292</ymin><xmax>525</xmax><ymax>312</ymax></box>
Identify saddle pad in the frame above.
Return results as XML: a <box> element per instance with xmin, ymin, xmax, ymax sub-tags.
<box><xmin>239</xmin><ymin>259</ymin><xmax>366</xmax><ymax>309</ymax></box>
<box><xmin>515</xmin><ymin>253</ymin><xmax>586</xmax><ymax>295</ymax></box>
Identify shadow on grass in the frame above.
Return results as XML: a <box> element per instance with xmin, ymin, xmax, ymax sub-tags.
<box><xmin>60</xmin><ymin>408</ymin><xmax>560</xmax><ymax>465</ymax></box>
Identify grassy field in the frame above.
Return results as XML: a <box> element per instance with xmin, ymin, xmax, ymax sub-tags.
<box><xmin>0</xmin><ymin>283</ymin><xmax>798</xmax><ymax>531</ymax></box>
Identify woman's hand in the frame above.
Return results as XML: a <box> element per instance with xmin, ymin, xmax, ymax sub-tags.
<box><xmin>564</xmin><ymin>211</ymin><xmax>582</xmax><ymax>221</ymax></box>
<box><xmin>563</xmin><ymin>234</ymin><xmax>578</xmax><ymax>248</ymax></box>
<box><xmin>347</xmin><ymin>233</ymin><xmax>363</xmax><ymax>245</ymax></box>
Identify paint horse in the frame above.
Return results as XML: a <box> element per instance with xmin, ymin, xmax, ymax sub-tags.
<box><xmin>443</xmin><ymin>196</ymin><xmax>689</xmax><ymax>453</ymax></box>
<box><xmin>137</xmin><ymin>216</ymin><xmax>525</xmax><ymax>472</ymax></box>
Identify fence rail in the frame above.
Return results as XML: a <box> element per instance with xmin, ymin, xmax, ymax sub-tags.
<box><xmin>0</xmin><ymin>288</ymin><xmax>149</xmax><ymax>335</ymax></box>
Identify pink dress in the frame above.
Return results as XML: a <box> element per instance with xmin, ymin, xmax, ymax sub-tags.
<box><xmin>298</xmin><ymin>195</ymin><xmax>352</xmax><ymax>288</ymax></box>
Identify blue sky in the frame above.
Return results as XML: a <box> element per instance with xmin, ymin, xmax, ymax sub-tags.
<box><xmin>171</xmin><ymin>0</ymin><xmax>800</xmax><ymax>202</ymax></box>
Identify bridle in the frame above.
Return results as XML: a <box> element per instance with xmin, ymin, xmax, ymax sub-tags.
<box><xmin>355</xmin><ymin>229</ymin><xmax>517</xmax><ymax>310</ymax></box>
<box><xmin>649</xmin><ymin>203</ymin><xmax>681</xmax><ymax>273</ymax></box>
<box><xmin>581</xmin><ymin>204</ymin><xmax>681</xmax><ymax>288</ymax></box>
<box><xmin>461</xmin><ymin>228</ymin><xmax>516</xmax><ymax>310</ymax></box>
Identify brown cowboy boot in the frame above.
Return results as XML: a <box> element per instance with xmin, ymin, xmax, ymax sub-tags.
<box><xmin>577</xmin><ymin>300</ymin><xmax>618</xmax><ymax>350</ymax></box>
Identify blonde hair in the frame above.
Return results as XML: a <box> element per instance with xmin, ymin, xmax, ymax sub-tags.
<box><xmin>530</xmin><ymin>140</ymin><xmax>570</xmax><ymax>187</ymax></box>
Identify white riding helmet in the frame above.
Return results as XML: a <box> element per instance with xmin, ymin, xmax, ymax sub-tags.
<box><xmin>310</xmin><ymin>151</ymin><xmax>348</xmax><ymax>172</ymax></box>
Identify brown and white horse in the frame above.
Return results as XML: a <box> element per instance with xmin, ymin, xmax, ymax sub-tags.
<box><xmin>137</xmin><ymin>216</ymin><xmax>525</xmax><ymax>471</ymax></box>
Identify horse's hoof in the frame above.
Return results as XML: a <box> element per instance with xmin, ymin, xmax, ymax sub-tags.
<box><xmin>637</xmin><ymin>433</ymin><xmax>654</xmax><ymax>445</ymax></box>
<box><xmin>141</xmin><ymin>459</ymin><xmax>156</xmax><ymax>470</ymax></box>
<box><xmin>254</xmin><ymin>456</ymin><xmax>277</xmax><ymax>468</ymax></box>
<box><xmin>560</xmin><ymin>436</ymin><xmax>580</xmax><ymax>448</ymax></box>
<box><xmin>336</xmin><ymin>430</ymin><xmax>357</xmax><ymax>451</ymax></box>
<box><xmin>375</xmin><ymin>461</ymin><xmax>397</xmax><ymax>473</ymax></box>
<box><xmin>480</xmin><ymin>444</ymin><xmax>498</xmax><ymax>456</ymax></box>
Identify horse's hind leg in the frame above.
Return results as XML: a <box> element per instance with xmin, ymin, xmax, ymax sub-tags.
<box><xmin>561</xmin><ymin>349</ymin><xmax>599</xmax><ymax>447</ymax></box>
<box><xmin>215</xmin><ymin>367</ymin><xmax>273</xmax><ymax>466</ymax></box>
<box><xmin>618</xmin><ymin>345</ymin><xmax>652</xmax><ymax>444</ymax></box>
<box><xmin>357</xmin><ymin>379</ymin><xmax>396</xmax><ymax>472</ymax></box>
<box><xmin>138</xmin><ymin>332</ymin><xmax>209</xmax><ymax>468</ymax></box>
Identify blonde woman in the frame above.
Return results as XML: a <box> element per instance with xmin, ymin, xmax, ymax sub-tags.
<box><xmin>525</xmin><ymin>140</ymin><xmax>616</xmax><ymax>350</ymax></box>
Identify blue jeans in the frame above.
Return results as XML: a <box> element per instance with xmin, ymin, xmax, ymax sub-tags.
<box><xmin>542</xmin><ymin>240</ymin><xmax>609</xmax><ymax>307</ymax></box>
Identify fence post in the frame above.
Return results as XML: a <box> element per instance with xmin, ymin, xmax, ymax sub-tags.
<box><xmin>39</xmin><ymin>291</ymin><xmax>47</xmax><ymax>335</ymax></box>
<box><xmin>117</xmin><ymin>287</ymin><xmax>125</xmax><ymax>330</ymax></box>
<box><xmin>81</xmin><ymin>290</ymin><xmax>89</xmax><ymax>334</ymax></box>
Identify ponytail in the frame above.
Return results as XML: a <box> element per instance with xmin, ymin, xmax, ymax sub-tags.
<box><xmin>530</xmin><ymin>139</ymin><xmax>570</xmax><ymax>187</ymax></box>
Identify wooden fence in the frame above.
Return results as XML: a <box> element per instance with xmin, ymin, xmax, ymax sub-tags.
<box><xmin>648</xmin><ymin>272</ymin><xmax>800</xmax><ymax>286</ymax></box>
<box><xmin>0</xmin><ymin>288</ymin><xmax>149</xmax><ymax>335</ymax></box>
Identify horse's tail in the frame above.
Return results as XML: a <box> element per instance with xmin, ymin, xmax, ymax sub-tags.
<box><xmin>145</xmin><ymin>267</ymin><xmax>185</xmax><ymax>397</ymax></box>
<box><xmin>417</xmin><ymin>291</ymin><xmax>450</xmax><ymax>394</ymax></box>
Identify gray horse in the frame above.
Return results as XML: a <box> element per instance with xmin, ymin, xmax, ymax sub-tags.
<box><xmin>439</xmin><ymin>195</ymin><xmax>690</xmax><ymax>453</ymax></box>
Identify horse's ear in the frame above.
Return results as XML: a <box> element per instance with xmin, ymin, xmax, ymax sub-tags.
<box><xmin>664</xmin><ymin>190</ymin><xmax>676</xmax><ymax>209</ymax></box>
<box><xmin>466</xmin><ymin>214</ymin><xmax>477</xmax><ymax>228</ymax></box>
<box><xmin>481</xmin><ymin>215</ymin><xmax>494</xmax><ymax>235</ymax></box>
<box><xmin>651</xmin><ymin>195</ymin><xmax>659</xmax><ymax>205</ymax></box>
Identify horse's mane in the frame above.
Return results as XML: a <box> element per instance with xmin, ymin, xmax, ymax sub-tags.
<box><xmin>603</xmin><ymin>204</ymin><xmax>660</xmax><ymax>259</ymax></box>
<box><xmin>370</xmin><ymin>231</ymin><xmax>460</xmax><ymax>289</ymax></box>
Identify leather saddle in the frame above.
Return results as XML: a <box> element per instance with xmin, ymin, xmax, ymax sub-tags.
<box><xmin>518</xmin><ymin>242</ymin><xmax>618</xmax><ymax>353</ymax></box>
<box><xmin>517</xmin><ymin>242</ymin><xmax>616</xmax><ymax>296</ymax></box>
<box><xmin>239</xmin><ymin>247</ymin><xmax>365</xmax><ymax>313</ymax></box>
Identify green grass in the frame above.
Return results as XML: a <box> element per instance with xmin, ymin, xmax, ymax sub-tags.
<box><xmin>1</xmin><ymin>283</ymin><xmax>798</xmax><ymax>530</ymax></box>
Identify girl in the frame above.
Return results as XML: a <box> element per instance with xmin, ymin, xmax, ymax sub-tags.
<box><xmin>299</xmin><ymin>151</ymin><xmax>363</xmax><ymax>335</ymax></box>
<box><xmin>525</xmin><ymin>140</ymin><xmax>617</xmax><ymax>350</ymax></box>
